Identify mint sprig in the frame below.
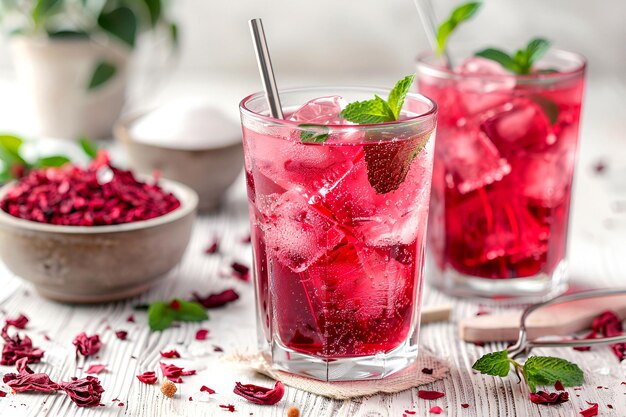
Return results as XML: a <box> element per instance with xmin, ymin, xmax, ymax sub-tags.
<box><xmin>436</xmin><ymin>2</ymin><xmax>482</xmax><ymax>55</ymax></box>
<box><xmin>299</xmin><ymin>124</ymin><xmax>330</xmax><ymax>143</ymax></box>
<box><xmin>472</xmin><ymin>349</ymin><xmax>584</xmax><ymax>394</ymax></box>
<box><xmin>340</xmin><ymin>74</ymin><xmax>415</xmax><ymax>124</ymax></box>
<box><xmin>475</xmin><ymin>38</ymin><xmax>552</xmax><ymax>75</ymax></box>
<box><xmin>147</xmin><ymin>299</ymin><xmax>208</xmax><ymax>331</ymax></box>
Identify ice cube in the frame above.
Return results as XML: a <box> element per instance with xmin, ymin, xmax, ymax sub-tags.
<box><xmin>481</xmin><ymin>98</ymin><xmax>555</xmax><ymax>156</ymax></box>
<box><xmin>455</xmin><ymin>57</ymin><xmax>516</xmax><ymax>115</ymax></box>
<box><xmin>446</xmin><ymin>188</ymin><xmax>548</xmax><ymax>269</ymax></box>
<box><xmin>246</xmin><ymin>128</ymin><xmax>359</xmax><ymax>194</ymax></box>
<box><xmin>289</xmin><ymin>96</ymin><xmax>346</xmax><ymax>124</ymax></box>
<box><xmin>439</xmin><ymin>128</ymin><xmax>511</xmax><ymax>194</ymax></box>
<box><xmin>261</xmin><ymin>190</ymin><xmax>345</xmax><ymax>272</ymax></box>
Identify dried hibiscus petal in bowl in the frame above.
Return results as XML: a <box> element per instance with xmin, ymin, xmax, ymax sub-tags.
<box><xmin>233</xmin><ymin>381</ymin><xmax>284</xmax><ymax>405</ymax></box>
<box><xmin>0</xmin><ymin>151</ymin><xmax>180</xmax><ymax>226</ymax></box>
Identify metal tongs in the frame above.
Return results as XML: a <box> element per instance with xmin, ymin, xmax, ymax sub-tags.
<box><xmin>508</xmin><ymin>288</ymin><xmax>626</xmax><ymax>359</ymax></box>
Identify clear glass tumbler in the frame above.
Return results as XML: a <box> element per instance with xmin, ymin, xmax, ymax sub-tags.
<box><xmin>239</xmin><ymin>87</ymin><xmax>437</xmax><ymax>380</ymax></box>
<box><xmin>417</xmin><ymin>49</ymin><xmax>586</xmax><ymax>300</ymax></box>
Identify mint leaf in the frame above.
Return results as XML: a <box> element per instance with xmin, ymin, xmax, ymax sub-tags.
<box><xmin>32</xmin><ymin>0</ymin><xmax>63</xmax><ymax>25</ymax></box>
<box><xmin>530</xmin><ymin>95</ymin><xmax>559</xmax><ymax>125</ymax></box>
<box><xmin>436</xmin><ymin>2</ymin><xmax>482</xmax><ymax>55</ymax></box>
<box><xmin>472</xmin><ymin>349</ymin><xmax>512</xmax><ymax>377</ymax></box>
<box><xmin>79</xmin><ymin>137</ymin><xmax>98</xmax><ymax>159</ymax></box>
<box><xmin>88</xmin><ymin>61</ymin><xmax>117</xmax><ymax>91</ymax></box>
<box><xmin>147</xmin><ymin>299</ymin><xmax>208</xmax><ymax>331</ymax></box>
<box><xmin>174</xmin><ymin>300</ymin><xmax>209</xmax><ymax>322</ymax></box>
<box><xmin>525</xmin><ymin>38</ymin><xmax>551</xmax><ymax>67</ymax></box>
<box><xmin>387</xmin><ymin>74</ymin><xmax>415</xmax><ymax>119</ymax></box>
<box><xmin>98</xmin><ymin>6</ymin><xmax>138</xmax><ymax>48</ymax></box>
<box><xmin>523</xmin><ymin>356</ymin><xmax>584</xmax><ymax>393</ymax></box>
<box><xmin>475</xmin><ymin>48</ymin><xmax>520</xmax><ymax>73</ymax></box>
<box><xmin>340</xmin><ymin>95</ymin><xmax>395</xmax><ymax>124</ymax></box>
<box><xmin>299</xmin><ymin>124</ymin><xmax>330</xmax><ymax>143</ymax></box>
<box><xmin>37</xmin><ymin>155</ymin><xmax>71</xmax><ymax>168</ymax></box>
<box><xmin>148</xmin><ymin>301</ymin><xmax>176</xmax><ymax>331</ymax></box>
<box><xmin>0</xmin><ymin>135</ymin><xmax>27</xmax><ymax>167</ymax></box>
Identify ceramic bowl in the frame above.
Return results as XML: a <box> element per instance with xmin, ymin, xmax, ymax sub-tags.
<box><xmin>114</xmin><ymin>113</ymin><xmax>243</xmax><ymax>211</ymax></box>
<box><xmin>0</xmin><ymin>178</ymin><xmax>198</xmax><ymax>303</ymax></box>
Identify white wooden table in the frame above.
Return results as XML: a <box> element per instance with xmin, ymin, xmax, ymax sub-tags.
<box><xmin>0</xmin><ymin>75</ymin><xmax>624</xmax><ymax>416</ymax></box>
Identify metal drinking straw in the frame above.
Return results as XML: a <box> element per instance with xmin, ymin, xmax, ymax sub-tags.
<box><xmin>248</xmin><ymin>18</ymin><xmax>284</xmax><ymax>119</ymax></box>
<box><xmin>412</xmin><ymin>0</ymin><xmax>453</xmax><ymax>68</ymax></box>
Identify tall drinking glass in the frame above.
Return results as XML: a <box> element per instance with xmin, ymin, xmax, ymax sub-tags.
<box><xmin>239</xmin><ymin>87</ymin><xmax>437</xmax><ymax>381</ymax></box>
<box><xmin>417</xmin><ymin>50</ymin><xmax>586</xmax><ymax>300</ymax></box>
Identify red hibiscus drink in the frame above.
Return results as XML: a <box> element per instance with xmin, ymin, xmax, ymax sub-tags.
<box><xmin>239</xmin><ymin>87</ymin><xmax>436</xmax><ymax>380</ymax></box>
<box><xmin>417</xmin><ymin>49</ymin><xmax>586</xmax><ymax>299</ymax></box>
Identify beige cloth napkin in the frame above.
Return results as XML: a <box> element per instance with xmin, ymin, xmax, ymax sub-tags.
<box><xmin>228</xmin><ymin>350</ymin><xmax>449</xmax><ymax>399</ymax></box>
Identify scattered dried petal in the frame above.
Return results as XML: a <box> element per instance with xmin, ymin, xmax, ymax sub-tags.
<box><xmin>233</xmin><ymin>381</ymin><xmax>284</xmax><ymax>405</ymax></box>
<box><xmin>461</xmin><ymin>404</ymin><xmax>470</xmax><ymax>408</ymax></box>
<box><xmin>554</xmin><ymin>380</ymin><xmax>565</xmax><ymax>391</ymax></box>
<box><xmin>115</xmin><ymin>331</ymin><xmax>128</xmax><ymax>341</ymax></box>
<box><xmin>6</xmin><ymin>314</ymin><xmax>29</xmax><ymax>329</ymax></box>
<box><xmin>404</xmin><ymin>411</ymin><xmax>416</xmax><ymax>415</ymax></box>
<box><xmin>205</xmin><ymin>240</ymin><xmax>219</xmax><ymax>254</ymax></box>
<box><xmin>169</xmin><ymin>299</ymin><xmax>181</xmax><ymax>310</ymax></box>
<box><xmin>418</xmin><ymin>390</ymin><xmax>445</xmax><ymax>400</ymax></box>
<box><xmin>219</xmin><ymin>404</ymin><xmax>236</xmax><ymax>412</ymax></box>
<box><xmin>160</xmin><ymin>350</ymin><xmax>181</xmax><ymax>359</ymax></box>
<box><xmin>529</xmin><ymin>391</ymin><xmax>569</xmax><ymax>405</ymax></box>
<box><xmin>429</xmin><ymin>406</ymin><xmax>443</xmax><ymax>414</ymax></box>
<box><xmin>72</xmin><ymin>333</ymin><xmax>101</xmax><ymax>357</ymax></box>
<box><xmin>579</xmin><ymin>402</ymin><xmax>598</xmax><ymax>417</ymax></box>
<box><xmin>85</xmin><ymin>364</ymin><xmax>106</xmax><ymax>375</ymax></box>
<box><xmin>213</xmin><ymin>346</ymin><xmax>224</xmax><ymax>352</ymax></box>
<box><xmin>421</xmin><ymin>367</ymin><xmax>433</xmax><ymax>375</ymax></box>
<box><xmin>592</xmin><ymin>311</ymin><xmax>622</xmax><ymax>336</ymax></box>
<box><xmin>160</xmin><ymin>380</ymin><xmax>177</xmax><ymax>397</ymax></box>
<box><xmin>59</xmin><ymin>376</ymin><xmax>104</xmax><ymax>407</ymax></box>
<box><xmin>159</xmin><ymin>363</ymin><xmax>196</xmax><ymax>382</ymax></box>
<box><xmin>195</xmin><ymin>329</ymin><xmax>209</xmax><ymax>341</ymax></box>
<box><xmin>200</xmin><ymin>385</ymin><xmax>216</xmax><ymax>394</ymax></box>
<box><xmin>592</xmin><ymin>160</ymin><xmax>606</xmax><ymax>174</ymax></box>
<box><xmin>136</xmin><ymin>371</ymin><xmax>158</xmax><ymax>385</ymax></box>
<box><xmin>573</xmin><ymin>331</ymin><xmax>596</xmax><ymax>352</ymax></box>
<box><xmin>241</xmin><ymin>234</ymin><xmax>251</xmax><ymax>244</ymax></box>
<box><xmin>192</xmin><ymin>289</ymin><xmax>240</xmax><ymax>309</ymax></box>
<box><xmin>126</xmin><ymin>315</ymin><xmax>135</xmax><ymax>323</ymax></box>
<box><xmin>1</xmin><ymin>324</ymin><xmax>44</xmax><ymax>365</ymax></box>
<box><xmin>231</xmin><ymin>262</ymin><xmax>250</xmax><ymax>281</ymax></box>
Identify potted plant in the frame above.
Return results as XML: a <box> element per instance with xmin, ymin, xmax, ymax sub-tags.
<box><xmin>0</xmin><ymin>0</ymin><xmax>176</xmax><ymax>139</ymax></box>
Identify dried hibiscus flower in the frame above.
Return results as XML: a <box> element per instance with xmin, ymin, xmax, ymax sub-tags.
<box><xmin>200</xmin><ymin>385</ymin><xmax>215</xmax><ymax>394</ymax></box>
<box><xmin>574</xmin><ymin>310</ymin><xmax>626</xmax><ymax>360</ymax></box>
<box><xmin>529</xmin><ymin>391</ymin><xmax>569</xmax><ymax>405</ymax></box>
<box><xmin>418</xmin><ymin>390</ymin><xmax>445</xmax><ymax>400</ymax></box>
<box><xmin>195</xmin><ymin>329</ymin><xmax>209</xmax><ymax>341</ymax></box>
<box><xmin>6</xmin><ymin>314</ymin><xmax>29</xmax><ymax>329</ymax></box>
<box><xmin>160</xmin><ymin>350</ymin><xmax>181</xmax><ymax>359</ymax></box>
<box><xmin>73</xmin><ymin>332</ymin><xmax>101</xmax><ymax>357</ymax></box>
<box><xmin>231</xmin><ymin>262</ymin><xmax>250</xmax><ymax>281</ymax></box>
<box><xmin>3</xmin><ymin>358</ymin><xmax>59</xmax><ymax>392</ymax></box>
<box><xmin>115</xmin><ymin>331</ymin><xmax>128</xmax><ymax>340</ymax></box>
<box><xmin>159</xmin><ymin>363</ymin><xmax>196</xmax><ymax>383</ymax></box>
<box><xmin>233</xmin><ymin>381</ymin><xmax>284</xmax><ymax>405</ymax></box>
<box><xmin>205</xmin><ymin>240</ymin><xmax>219</xmax><ymax>254</ymax></box>
<box><xmin>1</xmin><ymin>323</ymin><xmax>44</xmax><ymax>365</ymax></box>
<box><xmin>136</xmin><ymin>371</ymin><xmax>158</xmax><ymax>385</ymax></box>
<box><xmin>59</xmin><ymin>376</ymin><xmax>104</xmax><ymax>407</ymax></box>
<box><xmin>580</xmin><ymin>402</ymin><xmax>599</xmax><ymax>417</ymax></box>
<box><xmin>192</xmin><ymin>289</ymin><xmax>239</xmax><ymax>309</ymax></box>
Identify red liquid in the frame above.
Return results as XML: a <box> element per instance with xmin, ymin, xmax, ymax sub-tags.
<box><xmin>242</xmin><ymin>120</ymin><xmax>434</xmax><ymax>358</ymax></box>
<box><xmin>419</xmin><ymin>68</ymin><xmax>584</xmax><ymax>279</ymax></box>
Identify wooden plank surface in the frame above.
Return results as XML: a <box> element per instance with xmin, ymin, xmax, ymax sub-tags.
<box><xmin>0</xmin><ymin>78</ymin><xmax>624</xmax><ymax>416</ymax></box>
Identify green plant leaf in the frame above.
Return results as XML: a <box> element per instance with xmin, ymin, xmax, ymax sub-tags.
<box><xmin>472</xmin><ymin>349</ymin><xmax>512</xmax><ymax>377</ymax></box>
<box><xmin>387</xmin><ymin>74</ymin><xmax>415</xmax><ymax>119</ymax></box>
<box><xmin>299</xmin><ymin>124</ymin><xmax>330</xmax><ymax>143</ymax></box>
<box><xmin>526</xmin><ymin>38</ymin><xmax>551</xmax><ymax>68</ymax></box>
<box><xmin>169</xmin><ymin>22</ymin><xmax>178</xmax><ymax>46</ymax></box>
<box><xmin>32</xmin><ymin>0</ymin><xmax>63</xmax><ymax>25</ymax></box>
<box><xmin>47</xmin><ymin>29</ymin><xmax>89</xmax><ymax>39</ymax></box>
<box><xmin>148</xmin><ymin>301</ymin><xmax>176</xmax><ymax>331</ymax></box>
<box><xmin>523</xmin><ymin>356</ymin><xmax>584</xmax><ymax>393</ymax></box>
<box><xmin>530</xmin><ymin>95</ymin><xmax>559</xmax><ymax>125</ymax></box>
<box><xmin>98</xmin><ymin>6</ymin><xmax>138</xmax><ymax>48</ymax></box>
<box><xmin>79</xmin><ymin>136</ymin><xmax>99</xmax><ymax>159</ymax></box>
<box><xmin>436</xmin><ymin>2</ymin><xmax>482</xmax><ymax>55</ymax></box>
<box><xmin>37</xmin><ymin>155</ymin><xmax>70</xmax><ymax>167</ymax></box>
<box><xmin>0</xmin><ymin>134</ymin><xmax>26</xmax><ymax>166</ymax></box>
<box><xmin>475</xmin><ymin>48</ymin><xmax>520</xmax><ymax>73</ymax></box>
<box><xmin>143</xmin><ymin>0</ymin><xmax>161</xmax><ymax>27</ymax></box>
<box><xmin>87</xmin><ymin>61</ymin><xmax>117</xmax><ymax>90</ymax></box>
<box><xmin>340</xmin><ymin>95</ymin><xmax>395</xmax><ymax>124</ymax></box>
<box><xmin>173</xmin><ymin>300</ymin><xmax>209</xmax><ymax>322</ymax></box>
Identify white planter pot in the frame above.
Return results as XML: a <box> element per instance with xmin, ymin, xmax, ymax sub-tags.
<box><xmin>10</xmin><ymin>37</ymin><xmax>130</xmax><ymax>140</ymax></box>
